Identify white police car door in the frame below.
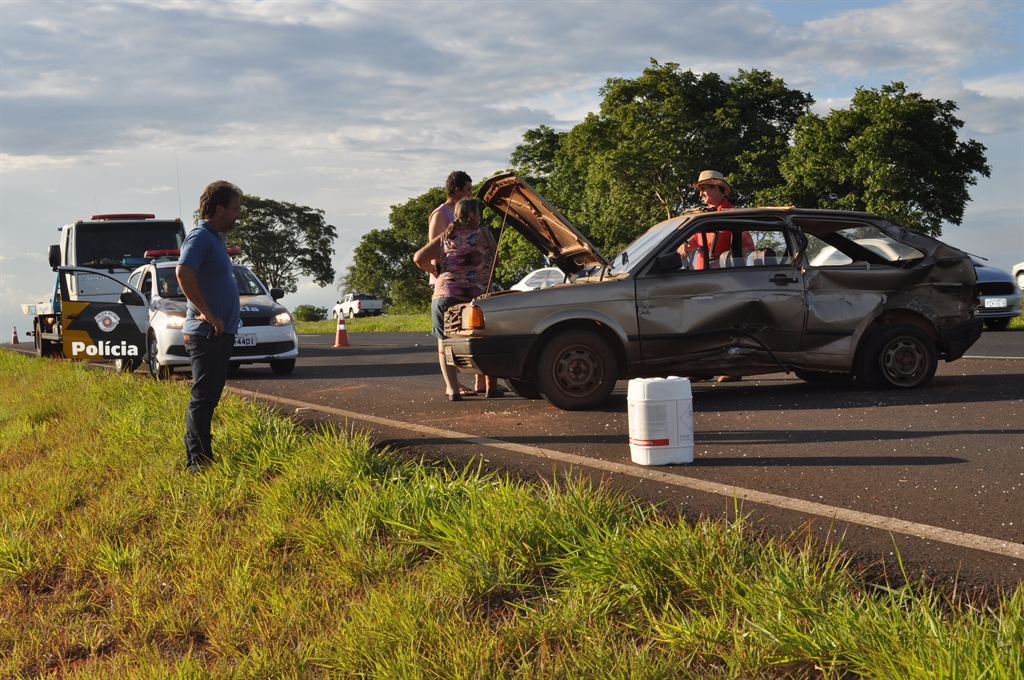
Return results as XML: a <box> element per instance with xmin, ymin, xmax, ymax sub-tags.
<box><xmin>58</xmin><ymin>267</ymin><xmax>149</xmax><ymax>363</ymax></box>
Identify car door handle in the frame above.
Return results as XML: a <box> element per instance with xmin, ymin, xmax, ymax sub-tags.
<box><xmin>771</xmin><ymin>272</ymin><xmax>800</xmax><ymax>285</ymax></box>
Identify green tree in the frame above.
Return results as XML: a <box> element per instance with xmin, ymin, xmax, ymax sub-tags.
<box><xmin>341</xmin><ymin>187</ymin><xmax>446</xmax><ymax>313</ymax></box>
<box><xmin>291</xmin><ymin>304</ymin><xmax>327</xmax><ymax>321</ymax></box>
<box><xmin>774</xmin><ymin>82</ymin><xmax>990</xmax><ymax>236</ymax></box>
<box><xmin>226</xmin><ymin>195</ymin><xmax>337</xmax><ymax>294</ymax></box>
<box><xmin>511</xmin><ymin>61</ymin><xmax>813</xmax><ymax>252</ymax></box>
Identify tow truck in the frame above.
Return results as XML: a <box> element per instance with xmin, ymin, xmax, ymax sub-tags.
<box><xmin>22</xmin><ymin>214</ymin><xmax>186</xmax><ymax>367</ymax></box>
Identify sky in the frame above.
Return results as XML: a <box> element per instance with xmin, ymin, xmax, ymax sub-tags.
<box><xmin>2</xmin><ymin>0</ymin><xmax>1022</xmax><ymax>332</ymax></box>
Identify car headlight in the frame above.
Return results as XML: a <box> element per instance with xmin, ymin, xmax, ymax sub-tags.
<box><xmin>154</xmin><ymin>315</ymin><xmax>185</xmax><ymax>330</ymax></box>
<box><xmin>271</xmin><ymin>311</ymin><xmax>292</xmax><ymax>326</ymax></box>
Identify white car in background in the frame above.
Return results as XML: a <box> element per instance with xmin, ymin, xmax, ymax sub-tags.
<box><xmin>1013</xmin><ymin>261</ymin><xmax>1024</xmax><ymax>291</ymax></box>
<box><xmin>124</xmin><ymin>258</ymin><xmax>298</xmax><ymax>378</ymax></box>
<box><xmin>509</xmin><ymin>267</ymin><xmax>567</xmax><ymax>291</ymax></box>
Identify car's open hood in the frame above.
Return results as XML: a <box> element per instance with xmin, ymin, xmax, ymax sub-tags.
<box><xmin>478</xmin><ymin>173</ymin><xmax>609</xmax><ymax>275</ymax></box>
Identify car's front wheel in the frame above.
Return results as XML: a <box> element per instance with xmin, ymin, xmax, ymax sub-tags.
<box><xmin>984</xmin><ymin>317</ymin><xmax>1010</xmax><ymax>331</ymax></box>
<box><xmin>535</xmin><ymin>330</ymin><xmax>617</xmax><ymax>410</ymax></box>
<box><xmin>148</xmin><ymin>334</ymin><xmax>173</xmax><ymax>380</ymax></box>
<box><xmin>854</xmin><ymin>324</ymin><xmax>937</xmax><ymax>389</ymax></box>
<box><xmin>114</xmin><ymin>357</ymin><xmax>140</xmax><ymax>373</ymax></box>
<box><xmin>270</xmin><ymin>359</ymin><xmax>295</xmax><ymax>374</ymax></box>
<box><xmin>506</xmin><ymin>377</ymin><xmax>542</xmax><ymax>400</ymax></box>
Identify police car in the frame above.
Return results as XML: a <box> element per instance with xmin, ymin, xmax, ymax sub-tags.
<box><xmin>123</xmin><ymin>253</ymin><xmax>298</xmax><ymax>378</ymax></box>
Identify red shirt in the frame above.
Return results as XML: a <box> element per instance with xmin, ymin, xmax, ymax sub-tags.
<box><xmin>682</xmin><ymin>198</ymin><xmax>754</xmax><ymax>269</ymax></box>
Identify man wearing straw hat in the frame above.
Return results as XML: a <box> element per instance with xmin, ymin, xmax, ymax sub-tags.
<box><xmin>676</xmin><ymin>170</ymin><xmax>753</xmax><ymax>270</ymax></box>
<box><xmin>677</xmin><ymin>170</ymin><xmax>753</xmax><ymax>383</ymax></box>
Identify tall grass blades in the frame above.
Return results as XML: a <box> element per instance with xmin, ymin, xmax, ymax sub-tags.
<box><xmin>1</xmin><ymin>348</ymin><xmax>1021</xmax><ymax>678</ymax></box>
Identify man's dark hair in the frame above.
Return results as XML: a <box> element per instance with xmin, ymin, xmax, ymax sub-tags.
<box><xmin>199</xmin><ymin>181</ymin><xmax>242</xmax><ymax>219</ymax></box>
<box><xmin>445</xmin><ymin>171</ymin><xmax>472</xmax><ymax>197</ymax></box>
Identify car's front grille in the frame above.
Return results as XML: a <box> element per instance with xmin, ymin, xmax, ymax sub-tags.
<box><xmin>443</xmin><ymin>306</ymin><xmax>463</xmax><ymax>335</ymax></box>
<box><xmin>977</xmin><ymin>282</ymin><xmax>1016</xmax><ymax>296</ymax></box>
<box><xmin>240</xmin><ymin>316</ymin><xmax>272</xmax><ymax>327</ymax></box>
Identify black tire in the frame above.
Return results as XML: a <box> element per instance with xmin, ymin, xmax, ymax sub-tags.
<box><xmin>270</xmin><ymin>358</ymin><xmax>296</xmax><ymax>375</ymax></box>
<box><xmin>148</xmin><ymin>334</ymin><xmax>173</xmax><ymax>380</ymax></box>
<box><xmin>34</xmin><ymin>320</ymin><xmax>44</xmax><ymax>358</ymax></box>
<box><xmin>34</xmin><ymin>319</ymin><xmax>61</xmax><ymax>358</ymax></box>
<box><xmin>854</xmin><ymin>324</ymin><xmax>937</xmax><ymax>390</ymax></box>
<box><xmin>535</xmin><ymin>330</ymin><xmax>617</xmax><ymax>410</ymax></box>
<box><xmin>228</xmin><ymin>362</ymin><xmax>242</xmax><ymax>371</ymax></box>
<box><xmin>984</xmin><ymin>317</ymin><xmax>1010</xmax><ymax>331</ymax></box>
<box><xmin>114</xmin><ymin>357</ymin><xmax>140</xmax><ymax>373</ymax></box>
<box><xmin>506</xmin><ymin>377</ymin><xmax>542</xmax><ymax>400</ymax></box>
<box><xmin>793</xmin><ymin>369</ymin><xmax>853</xmax><ymax>383</ymax></box>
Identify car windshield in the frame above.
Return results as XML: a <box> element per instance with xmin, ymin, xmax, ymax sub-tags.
<box><xmin>234</xmin><ymin>266</ymin><xmax>268</xmax><ymax>296</ymax></box>
<box><xmin>155</xmin><ymin>268</ymin><xmax>184</xmax><ymax>298</ymax></box>
<box><xmin>607</xmin><ymin>218</ymin><xmax>687</xmax><ymax>275</ymax></box>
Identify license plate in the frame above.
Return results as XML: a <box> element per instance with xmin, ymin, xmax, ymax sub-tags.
<box><xmin>234</xmin><ymin>334</ymin><xmax>257</xmax><ymax>347</ymax></box>
<box><xmin>984</xmin><ymin>298</ymin><xmax>1007</xmax><ymax>308</ymax></box>
<box><xmin>444</xmin><ymin>345</ymin><xmax>455</xmax><ymax>366</ymax></box>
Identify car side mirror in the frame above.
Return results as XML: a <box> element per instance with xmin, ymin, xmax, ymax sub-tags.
<box><xmin>270</xmin><ymin>288</ymin><xmax>284</xmax><ymax>301</ymax></box>
<box><xmin>48</xmin><ymin>245</ymin><xmax>61</xmax><ymax>270</ymax></box>
<box><xmin>119</xmin><ymin>291</ymin><xmax>145</xmax><ymax>306</ymax></box>
<box><xmin>656</xmin><ymin>252</ymin><xmax>683</xmax><ymax>271</ymax></box>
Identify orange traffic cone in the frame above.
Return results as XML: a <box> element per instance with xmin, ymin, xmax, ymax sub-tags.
<box><xmin>333</xmin><ymin>316</ymin><xmax>350</xmax><ymax>347</ymax></box>
<box><xmin>11</xmin><ymin>327</ymin><xmax>18</xmax><ymax>344</ymax></box>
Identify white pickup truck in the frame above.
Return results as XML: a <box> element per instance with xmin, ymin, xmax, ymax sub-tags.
<box><xmin>332</xmin><ymin>293</ymin><xmax>384</xmax><ymax>319</ymax></box>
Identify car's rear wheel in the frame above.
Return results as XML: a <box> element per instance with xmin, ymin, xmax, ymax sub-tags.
<box><xmin>535</xmin><ymin>330</ymin><xmax>617</xmax><ymax>410</ymax></box>
<box><xmin>854</xmin><ymin>324</ymin><xmax>937</xmax><ymax>389</ymax></box>
<box><xmin>506</xmin><ymin>377</ymin><xmax>542</xmax><ymax>400</ymax></box>
<box><xmin>148</xmin><ymin>334</ymin><xmax>173</xmax><ymax>380</ymax></box>
<box><xmin>793</xmin><ymin>369</ymin><xmax>853</xmax><ymax>383</ymax></box>
<box><xmin>270</xmin><ymin>359</ymin><xmax>295</xmax><ymax>374</ymax></box>
<box><xmin>984</xmin><ymin>317</ymin><xmax>1010</xmax><ymax>331</ymax></box>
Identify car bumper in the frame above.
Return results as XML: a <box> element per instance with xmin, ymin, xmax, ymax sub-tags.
<box><xmin>442</xmin><ymin>334</ymin><xmax>537</xmax><ymax>377</ymax></box>
<box><xmin>975</xmin><ymin>292</ymin><xmax>1022</xmax><ymax>320</ymax></box>
<box><xmin>940</xmin><ymin>318</ymin><xmax>983</xmax><ymax>361</ymax></box>
<box><xmin>156</xmin><ymin>326</ymin><xmax>299</xmax><ymax>366</ymax></box>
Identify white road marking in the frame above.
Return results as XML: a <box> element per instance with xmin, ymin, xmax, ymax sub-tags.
<box><xmin>230</xmin><ymin>386</ymin><xmax>1023</xmax><ymax>559</ymax></box>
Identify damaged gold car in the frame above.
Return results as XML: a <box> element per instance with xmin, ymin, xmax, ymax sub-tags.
<box><xmin>442</xmin><ymin>173</ymin><xmax>982</xmax><ymax>410</ymax></box>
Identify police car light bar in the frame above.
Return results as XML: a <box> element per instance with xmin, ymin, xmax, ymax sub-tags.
<box><xmin>91</xmin><ymin>213</ymin><xmax>157</xmax><ymax>220</ymax></box>
<box><xmin>144</xmin><ymin>249</ymin><xmax>181</xmax><ymax>261</ymax></box>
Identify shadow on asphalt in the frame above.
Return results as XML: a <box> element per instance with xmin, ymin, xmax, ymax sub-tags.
<box><xmin>377</xmin><ymin>435</ymin><xmax>967</xmax><ymax>469</ymax></box>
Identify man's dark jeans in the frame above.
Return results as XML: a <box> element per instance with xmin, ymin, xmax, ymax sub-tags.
<box><xmin>184</xmin><ymin>331</ymin><xmax>235</xmax><ymax>468</ymax></box>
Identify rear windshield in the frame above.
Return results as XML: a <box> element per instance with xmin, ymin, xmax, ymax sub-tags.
<box><xmin>75</xmin><ymin>222</ymin><xmax>185</xmax><ymax>268</ymax></box>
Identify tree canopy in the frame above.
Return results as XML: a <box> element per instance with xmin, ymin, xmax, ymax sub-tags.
<box><xmin>342</xmin><ymin>65</ymin><xmax>990</xmax><ymax>312</ymax></box>
<box><xmin>340</xmin><ymin>187</ymin><xmax>446</xmax><ymax>313</ymax></box>
<box><xmin>227</xmin><ymin>195</ymin><xmax>337</xmax><ymax>294</ymax></box>
<box><xmin>514</xmin><ymin>61</ymin><xmax>814</xmax><ymax>252</ymax></box>
<box><xmin>771</xmin><ymin>82</ymin><xmax>990</xmax><ymax>236</ymax></box>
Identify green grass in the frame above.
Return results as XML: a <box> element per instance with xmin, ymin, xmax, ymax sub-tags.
<box><xmin>295</xmin><ymin>312</ymin><xmax>431</xmax><ymax>334</ymax></box>
<box><xmin>1</xmin><ymin>349</ymin><xmax>1021</xmax><ymax>678</ymax></box>
<box><xmin>1008</xmin><ymin>300</ymin><xmax>1024</xmax><ymax>329</ymax></box>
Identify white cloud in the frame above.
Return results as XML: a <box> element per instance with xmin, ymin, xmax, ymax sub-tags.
<box><xmin>0</xmin><ymin>0</ymin><xmax>1022</xmax><ymax>328</ymax></box>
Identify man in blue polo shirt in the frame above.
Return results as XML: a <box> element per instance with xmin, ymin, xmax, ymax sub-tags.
<box><xmin>176</xmin><ymin>181</ymin><xmax>242</xmax><ymax>473</ymax></box>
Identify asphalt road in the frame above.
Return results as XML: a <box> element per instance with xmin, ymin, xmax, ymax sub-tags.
<box><xmin>5</xmin><ymin>328</ymin><xmax>1022</xmax><ymax>591</ymax></box>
